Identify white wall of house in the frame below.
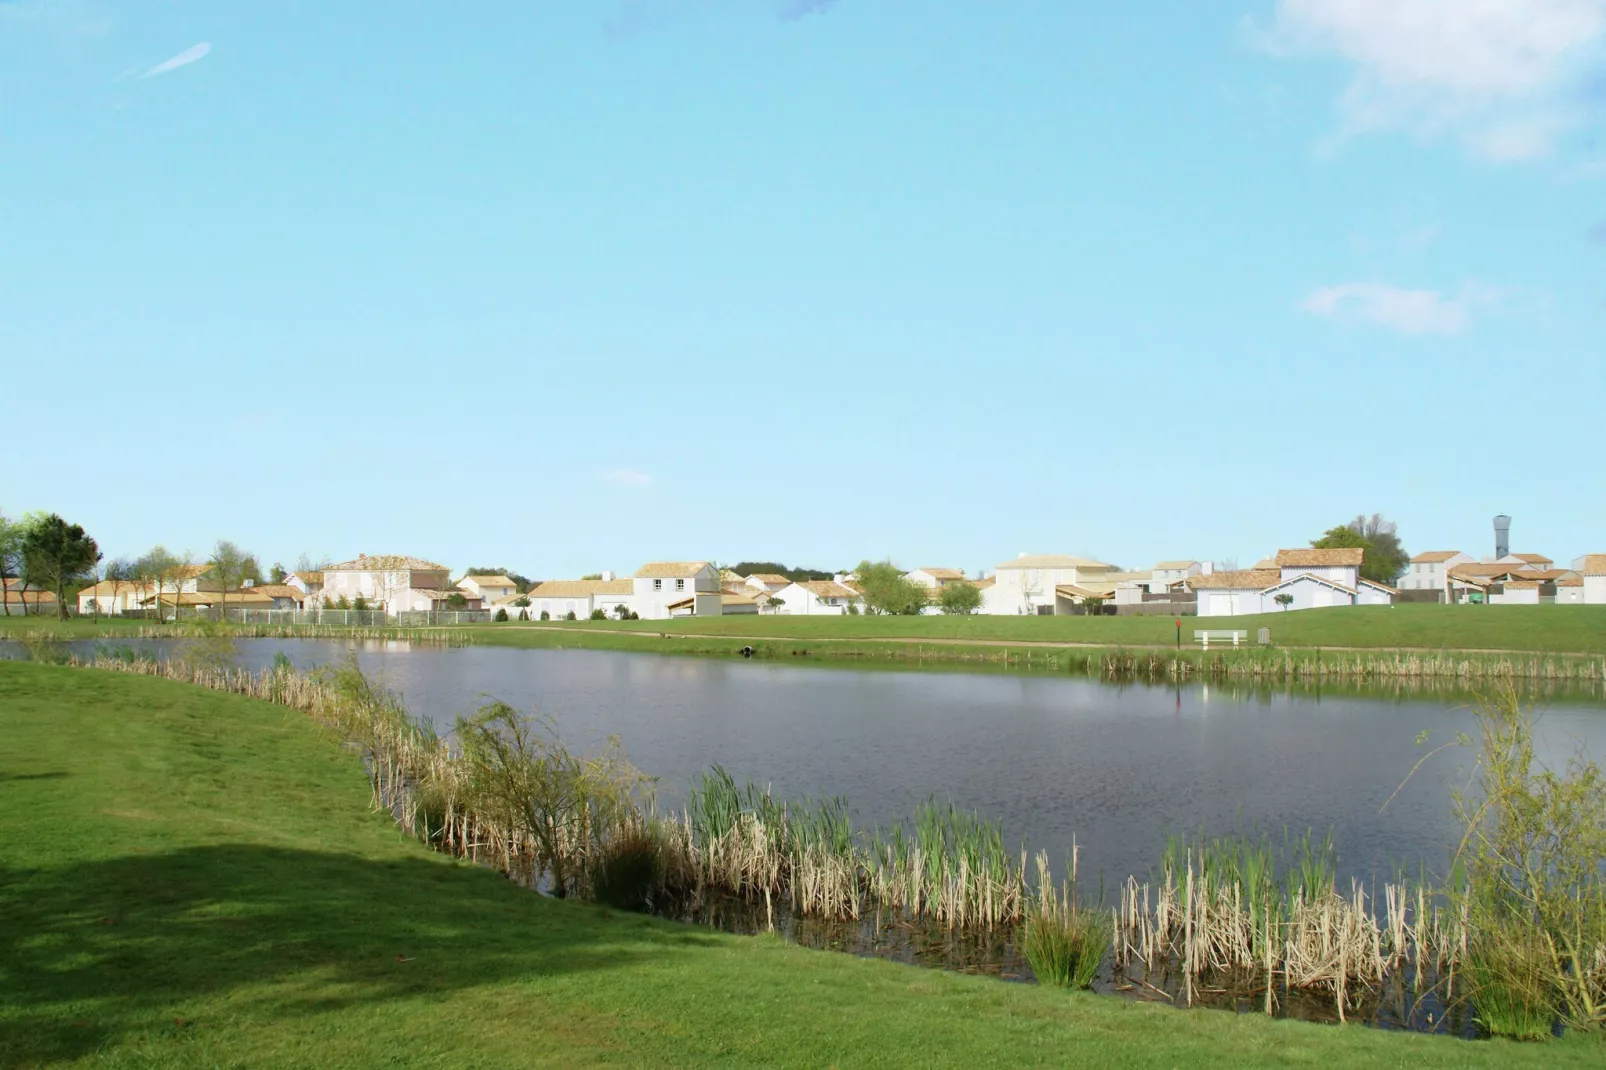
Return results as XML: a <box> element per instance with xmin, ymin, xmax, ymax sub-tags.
<box><xmin>1198</xmin><ymin>589</ymin><xmax>1265</xmax><ymax>617</ymax></box>
<box><xmin>984</xmin><ymin>566</ymin><xmax>1092</xmax><ymax>615</ymax></box>
<box><xmin>632</xmin><ymin>565</ymin><xmax>720</xmax><ymax>620</ymax></box>
<box><xmin>1279</xmin><ymin>564</ymin><xmax>1359</xmax><ymax>588</ymax></box>
<box><xmin>1264</xmin><ymin>575</ymin><xmax>1355</xmax><ymax>612</ymax></box>
<box><xmin>1399</xmin><ymin>554</ymin><xmax>1474</xmax><ymax>592</ymax></box>
<box><xmin>1587</xmin><ymin>576</ymin><xmax>1606</xmax><ymax>605</ymax></box>
<box><xmin>322</xmin><ymin>567</ymin><xmax>444</xmax><ymax>612</ymax></box>
<box><xmin>459</xmin><ymin>577</ymin><xmax>516</xmax><ymax>602</ymax></box>
<box><xmin>1491</xmin><ymin>586</ymin><xmax>1541</xmax><ymax>606</ymax></box>
<box><xmin>1556</xmin><ymin>585</ymin><xmax>1585</xmax><ymax>605</ymax></box>
<box><xmin>1355</xmin><ymin>583</ymin><xmax>1394</xmax><ymax>607</ymax></box>
<box><xmin>1149</xmin><ymin>563</ymin><xmax>1202</xmax><ymax>590</ymax></box>
<box><xmin>773</xmin><ymin>582</ymin><xmax>861</xmax><ymax>615</ymax></box>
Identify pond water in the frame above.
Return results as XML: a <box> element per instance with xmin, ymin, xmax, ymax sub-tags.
<box><xmin>23</xmin><ymin>637</ymin><xmax>1606</xmax><ymax>888</ymax></box>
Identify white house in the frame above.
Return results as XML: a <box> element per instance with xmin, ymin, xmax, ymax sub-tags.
<box><xmin>458</xmin><ymin>574</ymin><xmax>518</xmax><ymax>604</ymax></box>
<box><xmin>1150</xmin><ymin>560</ymin><xmax>1204</xmax><ymax>589</ymax></box>
<box><xmin>75</xmin><ymin>563</ymin><xmax>210</xmax><ymax>616</ymax></box>
<box><xmin>1399</xmin><ymin>551</ymin><xmax>1475</xmax><ymax>596</ymax></box>
<box><xmin>1584</xmin><ymin>555</ymin><xmax>1606</xmax><ymax>605</ymax></box>
<box><xmin>1276</xmin><ymin>548</ymin><xmax>1364</xmax><ymax>588</ymax></box>
<box><xmin>1557</xmin><ymin>577</ymin><xmax>1586</xmax><ymax>605</ymax></box>
<box><xmin>320</xmin><ymin>554</ymin><xmax>452</xmax><ymax>614</ymax></box>
<box><xmin>1500</xmin><ymin>553</ymin><xmax>1554</xmax><ymax>569</ymax></box>
<box><xmin>1189</xmin><ymin>569</ymin><xmax>1282</xmax><ymax>617</ymax></box>
<box><xmin>773</xmin><ymin>580</ymin><xmax>864</xmax><ymax>615</ymax></box>
<box><xmin>633</xmin><ymin>562</ymin><xmax>721</xmax><ymax>619</ymax></box>
<box><xmin>1490</xmin><ymin>580</ymin><xmax>1542</xmax><ymax>606</ymax></box>
<box><xmin>981</xmin><ymin>554</ymin><xmax>1116</xmax><ymax>615</ymax></box>
<box><xmin>905</xmin><ymin>568</ymin><xmax>967</xmax><ymax>589</ymax></box>
<box><xmin>744</xmin><ymin>573</ymin><xmax>792</xmax><ymax>595</ymax></box>
<box><xmin>526</xmin><ymin>578</ymin><xmax>634</xmax><ymax>619</ymax></box>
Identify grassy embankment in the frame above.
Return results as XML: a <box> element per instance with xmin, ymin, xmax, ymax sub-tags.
<box><xmin>2</xmin><ymin>660</ymin><xmax>1595</xmax><ymax>1068</ymax></box>
<box><xmin>463</xmin><ymin>605</ymin><xmax>1606</xmax><ymax>681</ymax></box>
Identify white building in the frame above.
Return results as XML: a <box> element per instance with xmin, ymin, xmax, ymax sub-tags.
<box><xmin>905</xmin><ymin>568</ymin><xmax>966</xmax><ymax>589</ymax></box>
<box><xmin>1557</xmin><ymin>577</ymin><xmax>1586</xmax><ymax>605</ymax></box>
<box><xmin>1150</xmin><ymin>560</ymin><xmax>1204</xmax><ymax>589</ymax></box>
<box><xmin>76</xmin><ymin>563</ymin><xmax>210</xmax><ymax>616</ymax></box>
<box><xmin>1190</xmin><ymin>548</ymin><xmax>1393</xmax><ymax>616</ymax></box>
<box><xmin>1584</xmin><ymin>555</ymin><xmax>1606</xmax><ymax>605</ymax></box>
<box><xmin>524</xmin><ymin>578</ymin><xmax>633</xmax><ymax>619</ymax></box>
<box><xmin>773</xmin><ymin>580</ymin><xmax>864</xmax><ymax>615</ymax></box>
<box><xmin>1189</xmin><ymin>569</ymin><xmax>1282</xmax><ymax>617</ymax></box>
<box><xmin>633</xmin><ymin>562</ymin><xmax>722</xmax><ymax>619</ymax></box>
<box><xmin>1490</xmin><ymin>580</ymin><xmax>1542</xmax><ymax>606</ymax></box>
<box><xmin>981</xmin><ymin>554</ymin><xmax>1116</xmax><ymax>615</ymax></box>
<box><xmin>287</xmin><ymin>570</ymin><xmax>324</xmax><ymax>605</ymax></box>
<box><xmin>320</xmin><ymin>554</ymin><xmax>452</xmax><ymax>614</ymax></box>
<box><xmin>744</xmin><ymin>573</ymin><xmax>792</xmax><ymax>595</ymax></box>
<box><xmin>1399</xmin><ymin>551</ymin><xmax>1475</xmax><ymax>596</ymax></box>
<box><xmin>458</xmin><ymin>574</ymin><xmax>518</xmax><ymax>603</ymax></box>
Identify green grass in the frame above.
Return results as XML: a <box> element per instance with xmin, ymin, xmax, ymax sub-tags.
<box><xmin>472</xmin><ymin>605</ymin><xmax>1606</xmax><ymax>654</ymax></box>
<box><xmin>2</xmin><ymin>661</ymin><xmax>1601</xmax><ymax>1067</ymax></box>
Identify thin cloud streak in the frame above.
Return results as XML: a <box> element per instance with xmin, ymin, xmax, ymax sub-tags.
<box><xmin>1300</xmin><ymin>282</ymin><xmax>1471</xmax><ymax>335</ymax></box>
<box><xmin>603</xmin><ymin>468</ymin><xmax>653</xmax><ymax>488</ymax></box>
<box><xmin>143</xmin><ymin>41</ymin><xmax>210</xmax><ymax>79</ymax></box>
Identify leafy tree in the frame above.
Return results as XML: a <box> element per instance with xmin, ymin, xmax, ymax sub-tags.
<box><xmin>580</xmin><ymin>573</ymin><xmax>603</xmax><ymax>581</ymax></box>
<box><xmin>1312</xmin><ymin>522</ymin><xmax>1402</xmax><ymax>586</ymax></box>
<box><xmin>513</xmin><ymin>596</ymin><xmax>531</xmax><ymax>608</ymax></box>
<box><xmin>446</xmin><ymin>592</ymin><xmax>468</xmax><ymax>608</ymax></box>
<box><xmin>269</xmin><ymin>562</ymin><xmax>288</xmax><ymax>585</ymax></box>
<box><xmin>0</xmin><ymin>511</ymin><xmax>21</xmax><ymax>617</ymax></box>
<box><xmin>938</xmin><ymin>581</ymin><xmax>982</xmax><ymax>615</ymax></box>
<box><xmin>20</xmin><ymin>513</ymin><xmax>101</xmax><ymax>621</ymax></box>
<box><xmin>1347</xmin><ymin>513</ymin><xmax>1408</xmax><ymax>584</ymax></box>
<box><xmin>767</xmin><ymin>596</ymin><xmax>785</xmax><ymax>614</ymax></box>
<box><xmin>852</xmin><ymin>560</ymin><xmax>927</xmax><ymax>616</ymax></box>
<box><xmin>731</xmin><ymin>561</ymin><xmax>833</xmax><ymax>582</ymax></box>
<box><xmin>1274</xmin><ymin>593</ymin><xmax>1294</xmax><ymax>611</ymax></box>
<box><xmin>206</xmin><ymin>540</ymin><xmax>256</xmax><ymax>619</ymax></box>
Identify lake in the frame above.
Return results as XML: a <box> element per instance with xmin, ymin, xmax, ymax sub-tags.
<box><xmin>25</xmin><ymin>637</ymin><xmax>1606</xmax><ymax>887</ymax></box>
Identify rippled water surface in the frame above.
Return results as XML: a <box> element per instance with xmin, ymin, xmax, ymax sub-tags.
<box><xmin>18</xmin><ymin>637</ymin><xmax>1606</xmax><ymax>886</ymax></box>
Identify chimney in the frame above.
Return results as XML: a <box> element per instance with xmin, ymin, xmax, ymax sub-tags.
<box><xmin>1493</xmin><ymin>515</ymin><xmax>1511</xmax><ymax>560</ymax></box>
<box><xmin>601</xmin><ymin>570</ymin><xmax>615</xmax><ymax>582</ymax></box>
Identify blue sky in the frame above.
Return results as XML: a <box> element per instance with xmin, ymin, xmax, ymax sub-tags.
<box><xmin>3</xmin><ymin>0</ymin><xmax>1602</xmax><ymax>577</ymax></box>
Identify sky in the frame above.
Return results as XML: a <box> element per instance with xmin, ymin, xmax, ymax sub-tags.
<box><xmin>2</xmin><ymin>0</ymin><xmax>1603</xmax><ymax>578</ymax></box>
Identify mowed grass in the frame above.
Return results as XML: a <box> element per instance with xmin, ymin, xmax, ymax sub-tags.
<box><xmin>487</xmin><ymin>604</ymin><xmax>1606</xmax><ymax>654</ymax></box>
<box><xmin>3</xmin><ymin>663</ymin><xmax>1600</xmax><ymax>1068</ymax></box>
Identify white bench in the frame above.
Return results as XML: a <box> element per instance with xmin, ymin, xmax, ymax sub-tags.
<box><xmin>1194</xmin><ymin>629</ymin><xmax>1247</xmax><ymax>649</ymax></box>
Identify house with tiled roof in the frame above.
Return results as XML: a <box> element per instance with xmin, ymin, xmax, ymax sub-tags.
<box><xmin>633</xmin><ymin>561</ymin><xmax>721</xmax><ymax>619</ymax></box>
<box><xmin>1399</xmin><ymin>550</ymin><xmax>1475</xmax><ymax>597</ymax></box>
<box><xmin>773</xmin><ymin>579</ymin><xmax>864</xmax><ymax>616</ymax></box>
<box><xmin>743</xmin><ymin>573</ymin><xmax>792</xmax><ymax>594</ymax></box>
<box><xmin>457</xmin><ymin>574</ymin><xmax>517</xmax><ymax>603</ymax></box>
<box><xmin>526</xmin><ymin>578</ymin><xmax>634</xmax><ymax>620</ymax></box>
<box><xmin>905</xmin><ymin>567</ymin><xmax>967</xmax><ymax>589</ymax></box>
<box><xmin>3</xmin><ymin>579</ymin><xmax>58</xmax><ymax>615</ymax></box>
<box><xmin>1186</xmin><ymin>547</ymin><xmax>1394</xmax><ymax>616</ymax></box>
<box><xmin>981</xmin><ymin>554</ymin><xmax>1116</xmax><ymax>615</ymax></box>
<box><xmin>1582</xmin><ymin>555</ymin><xmax>1606</xmax><ymax>605</ymax></box>
<box><xmin>320</xmin><ymin>554</ymin><xmax>452</xmax><ymax>613</ymax></box>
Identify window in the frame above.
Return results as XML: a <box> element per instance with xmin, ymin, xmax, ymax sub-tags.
<box><xmin>675</xmin><ymin>579</ymin><xmax>685</xmax><ymax>591</ymax></box>
<box><xmin>653</xmin><ymin>579</ymin><xmax>662</xmax><ymax>591</ymax></box>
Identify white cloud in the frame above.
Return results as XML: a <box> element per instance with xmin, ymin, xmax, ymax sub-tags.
<box><xmin>142</xmin><ymin>41</ymin><xmax>210</xmax><ymax>79</ymax></box>
<box><xmin>602</xmin><ymin>468</ymin><xmax>653</xmax><ymax>488</ymax></box>
<box><xmin>1300</xmin><ymin>282</ymin><xmax>1474</xmax><ymax>334</ymax></box>
<box><xmin>1256</xmin><ymin>0</ymin><xmax>1606</xmax><ymax>159</ymax></box>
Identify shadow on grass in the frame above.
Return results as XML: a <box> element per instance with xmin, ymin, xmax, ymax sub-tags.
<box><xmin>0</xmin><ymin>843</ymin><xmax>719</xmax><ymax>1064</ymax></box>
<box><xmin>0</xmin><ymin>771</ymin><xmax>67</xmax><ymax>784</ymax></box>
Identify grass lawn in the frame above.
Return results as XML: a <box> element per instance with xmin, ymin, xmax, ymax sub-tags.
<box><xmin>481</xmin><ymin>604</ymin><xmax>1606</xmax><ymax>655</ymax></box>
<box><xmin>2</xmin><ymin>661</ymin><xmax>1601</xmax><ymax>1068</ymax></box>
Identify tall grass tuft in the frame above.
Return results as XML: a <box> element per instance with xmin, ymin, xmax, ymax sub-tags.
<box><xmin>1024</xmin><ymin>851</ymin><xmax>1107</xmax><ymax>989</ymax></box>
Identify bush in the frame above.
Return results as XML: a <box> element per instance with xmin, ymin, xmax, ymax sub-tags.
<box><xmin>539</xmin><ymin>610</ymin><xmax>550</xmax><ymax>621</ymax></box>
<box><xmin>588</xmin><ymin>822</ymin><xmax>664</xmax><ymax>912</ymax></box>
<box><xmin>518</xmin><ymin>609</ymin><xmax>529</xmax><ymax>621</ymax></box>
<box><xmin>494</xmin><ymin>607</ymin><xmax>509</xmax><ymax>622</ymax></box>
<box><xmin>564</xmin><ymin>611</ymin><xmax>577</xmax><ymax>621</ymax></box>
<box><xmin>613</xmin><ymin>603</ymin><xmax>630</xmax><ymax>619</ymax></box>
<box><xmin>627</xmin><ymin>611</ymin><xmax>639</xmax><ymax>620</ymax></box>
<box><xmin>590</xmin><ymin>608</ymin><xmax>607</xmax><ymax>620</ymax></box>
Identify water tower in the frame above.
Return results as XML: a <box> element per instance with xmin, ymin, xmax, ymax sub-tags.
<box><xmin>1493</xmin><ymin>515</ymin><xmax>1511</xmax><ymax>561</ymax></box>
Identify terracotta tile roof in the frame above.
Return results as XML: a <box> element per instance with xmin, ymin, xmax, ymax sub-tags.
<box><xmin>1188</xmin><ymin>569</ymin><xmax>1282</xmax><ymax>591</ymax></box>
<box><xmin>720</xmin><ymin>592</ymin><xmax>758</xmax><ymax>606</ymax></box>
<box><xmin>793</xmin><ymin>580</ymin><xmax>860</xmax><ymax>599</ymax></box>
<box><xmin>417</xmin><ymin>588</ymin><xmax>483</xmax><ymax>604</ymax></box>
<box><xmin>1252</xmin><ymin>558</ymin><xmax>1278</xmax><ymax>570</ymax></box>
<box><xmin>745</xmin><ymin>573</ymin><xmax>791</xmax><ymax>586</ymax></box>
<box><xmin>326</xmin><ymin>555</ymin><xmax>449</xmax><ymax>573</ymax></box>
<box><xmin>1558</xmin><ymin>577</ymin><xmax>1584</xmax><ymax>587</ymax></box>
<box><xmin>1450</xmin><ymin>563</ymin><xmax>1524</xmax><ymax>579</ymax></box>
<box><xmin>973</xmin><ymin>577</ymin><xmax>995</xmax><ymax>589</ymax></box>
<box><xmin>634</xmin><ymin>561</ymin><xmax>710</xmax><ymax>579</ymax></box>
<box><xmin>291</xmin><ymin>570</ymin><xmax>323</xmax><ymax>585</ymax></box>
<box><xmin>1055</xmin><ymin>584</ymin><xmax>1111</xmax><ymax>600</ymax></box>
<box><xmin>913</xmin><ymin>567</ymin><xmax>966</xmax><ymax>580</ymax></box>
<box><xmin>247</xmin><ymin>584</ymin><xmax>304</xmax><ymax>600</ymax></box>
<box><xmin>529</xmin><ymin>579</ymin><xmax>633</xmax><ymax>598</ymax></box>
<box><xmin>1582</xmin><ymin>555</ymin><xmax>1606</xmax><ymax>577</ymax></box>
<box><xmin>1357</xmin><ymin>578</ymin><xmax>1399</xmax><ymax>594</ymax></box>
<box><xmin>995</xmin><ymin>555</ymin><xmax>1112</xmax><ymax>571</ymax></box>
<box><xmin>461</xmin><ymin>574</ymin><xmax>515</xmax><ymax>588</ymax></box>
<box><xmin>141</xmin><ymin>592</ymin><xmax>215</xmax><ymax>606</ymax></box>
<box><xmin>1277</xmin><ymin>548</ymin><xmax>1364</xmax><ymax>568</ymax></box>
<box><xmin>1510</xmin><ymin>554</ymin><xmax>1552</xmax><ymax>565</ymax></box>
<box><xmin>1</xmin><ymin>588</ymin><xmax>57</xmax><ymax>605</ymax></box>
<box><xmin>1410</xmin><ymin>551</ymin><xmax>1464</xmax><ymax>564</ymax></box>
<box><xmin>76</xmin><ymin>580</ymin><xmax>147</xmax><ymax>598</ymax></box>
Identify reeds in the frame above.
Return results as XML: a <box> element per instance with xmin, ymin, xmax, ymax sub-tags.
<box><xmin>1024</xmin><ymin>849</ymin><xmax>1108</xmax><ymax>989</ymax></box>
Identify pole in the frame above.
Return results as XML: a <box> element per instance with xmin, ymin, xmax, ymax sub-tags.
<box><xmin>1175</xmin><ymin>618</ymin><xmax>1181</xmax><ymax>651</ymax></box>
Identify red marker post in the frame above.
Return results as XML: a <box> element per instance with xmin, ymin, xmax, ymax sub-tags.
<box><xmin>1175</xmin><ymin>618</ymin><xmax>1181</xmax><ymax>651</ymax></box>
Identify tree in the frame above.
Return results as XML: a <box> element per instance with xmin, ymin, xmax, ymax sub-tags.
<box><xmin>446</xmin><ymin>592</ymin><xmax>468</xmax><ymax>608</ymax></box>
<box><xmin>269</xmin><ymin>562</ymin><xmax>288</xmax><ymax>585</ymax></box>
<box><xmin>580</xmin><ymin>573</ymin><xmax>603</xmax><ymax>581</ymax></box>
<box><xmin>852</xmin><ymin>560</ymin><xmax>928</xmax><ymax>616</ymax></box>
<box><xmin>466</xmin><ymin>566</ymin><xmax>534</xmax><ymax>592</ymax></box>
<box><xmin>206</xmin><ymin>540</ymin><xmax>255</xmax><ymax>621</ymax></box>
<box><xmin>766</xmin><ymin>596</ymin><xmax>785</xmax><ymax>614</ymax></box>
<box><xmin>133</xmin><ymin>546</ymin><xmax>178</xmax><ymax>619</ymax></box>
<box><xmin>20</xmin><ymin>513</ymin><xmax>101</xmax><ymax>621</ymax></box>
<box><xmin>731</xmin><ymin>561</ymin><xmax>833</xmax><ymax>582</ymax></box>
<box><xmin>937</xmin><ymin>581</ymin><xmax>982</xmax><ymax>615</ymax></box>
<box><xmin>1347</xmin><ymin>513</ymin><xmax>1408</xmax><ymax>585</ymax></box>
<box><xmin>0</xmin><ymin>511</ymin><xmax>21</xmax><ymax>616</ymax></box>
<box><xmin>1274</xmin><ymin>593</ymin><xmax>1294</xmax><ymax>611</ymax></box>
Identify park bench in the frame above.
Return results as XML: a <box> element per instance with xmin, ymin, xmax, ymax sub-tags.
<box><xmin>1194</xmin><ymin>629</ymin><xmax>1247</xmax><ymax>649</ymax></box>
